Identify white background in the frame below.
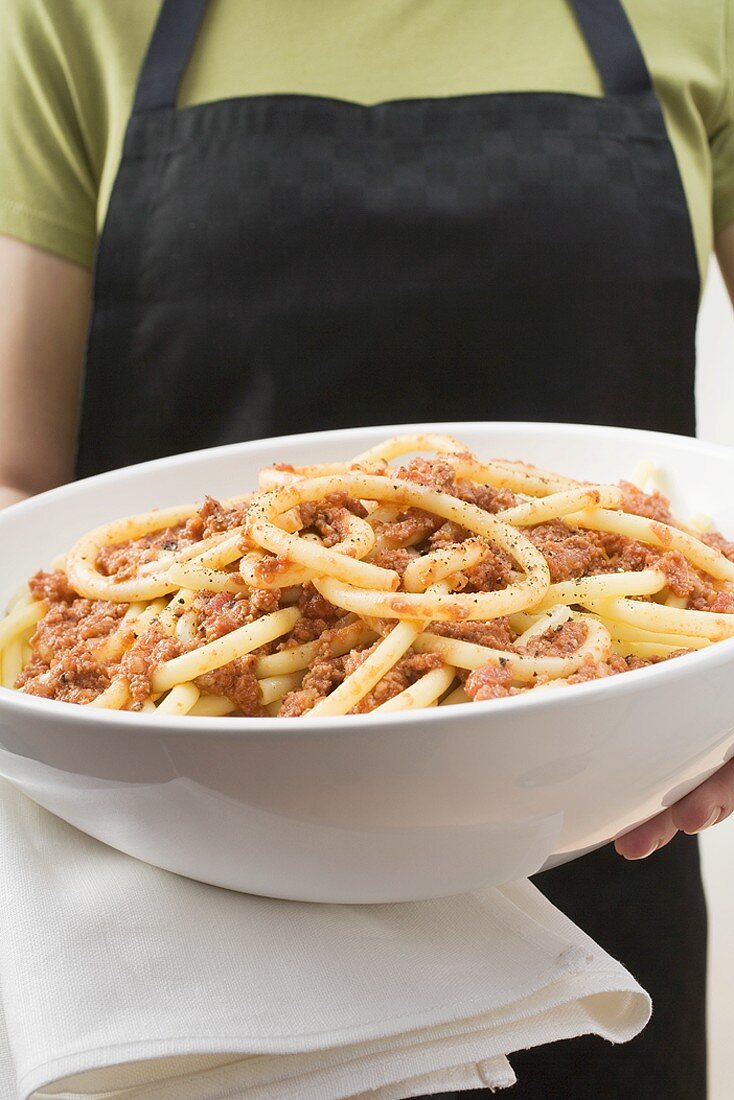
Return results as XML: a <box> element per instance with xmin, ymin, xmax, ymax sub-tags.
<box><xmin>695</xmin><ymin>258</ymin><xmax>734</xmax><ymax>1100</ymax></box>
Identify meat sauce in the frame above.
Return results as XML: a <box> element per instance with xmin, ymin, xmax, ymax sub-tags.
<box><xmin>15</xmin><ymin>463</ymin><xmax>725</xmax><ymax>712</ymax></box>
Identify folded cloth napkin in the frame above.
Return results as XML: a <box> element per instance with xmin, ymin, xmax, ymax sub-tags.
<box><xmin>0</xmin><ymin>778</ymin><xmax>650</xmax><ymax>1100</ymax></box>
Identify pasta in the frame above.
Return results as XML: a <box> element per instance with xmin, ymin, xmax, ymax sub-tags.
<box><xmin>2</xmin><ymin>433</ymin><xmax>734</xmax><ymax>718</ymax></box>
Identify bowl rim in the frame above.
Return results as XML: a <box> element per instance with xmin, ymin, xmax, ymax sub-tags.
<box><xmin>2</xmin><ymin>419</ymin><xmax>734</xmax><ymax>736</ymax></box>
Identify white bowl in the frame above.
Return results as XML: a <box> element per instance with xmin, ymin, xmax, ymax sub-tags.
<box><xmin>1</xmin><ymin>422</ymin><xmax>733</xmax><ymax>903</ymax></box>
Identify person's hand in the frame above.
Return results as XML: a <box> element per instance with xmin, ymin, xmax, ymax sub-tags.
<box><xmin>615</xmin><ymin>758</ymin><xmax>734</xmax><ymax>858</ymax></box>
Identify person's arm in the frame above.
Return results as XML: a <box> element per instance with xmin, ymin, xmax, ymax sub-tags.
<box><xmin>0</xmin><ymin>235</ymin><xmax>90</xmax><ymax>510</ymax></box>
<box><xmin>616</xmin><ymin>225</ymin><xmax>734</xmax><ymax>858</ymax></box>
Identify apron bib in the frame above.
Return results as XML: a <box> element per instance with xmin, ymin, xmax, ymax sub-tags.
<box><xmin>77</xmin><ymin>0</ymin><xmax>699</xmax><ymax>478</ymax></box>
<box><xmin>77</xmin><ymin>2</ymin><xmax>705</xmax><ymax>1095</ymax></box>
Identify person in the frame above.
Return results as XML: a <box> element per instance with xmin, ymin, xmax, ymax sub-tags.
<box><xmin>1</xmin><ymin>1</ymin><xmax>733</xmax><ymax>1096</ymax></box>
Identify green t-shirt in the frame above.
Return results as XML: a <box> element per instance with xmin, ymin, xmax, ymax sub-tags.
<box><xmin>0</xmin><ymin>0</ymin><xmax>732</xmax><ymax>280</ymax></box>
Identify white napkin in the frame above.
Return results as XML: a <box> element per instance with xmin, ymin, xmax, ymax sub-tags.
<box><xmin>0</xmin><ymin>778</ymin><xmax>650</xmax><ymax>1100</ymax></box>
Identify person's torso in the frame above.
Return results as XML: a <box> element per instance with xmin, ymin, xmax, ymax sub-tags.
<box><xmin>15</xmin><ymin>0</ymin><xmax>728</xmax><ymax>281</ymax></box>
<box><xmin>63</xmin><ymin>10</ymin><xmax>710</xmax><ymax>1093</ymax></box>
<box><xmin>75</xmin><ymin>0</ymin><xmax>699</xmax><ymax>475</ymax></box>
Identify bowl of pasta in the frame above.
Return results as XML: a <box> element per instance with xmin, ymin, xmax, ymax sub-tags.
<box><xmin>1</xmin><ymin>422</ymin><xmax>734</xmax><ymax>902</ymax></box>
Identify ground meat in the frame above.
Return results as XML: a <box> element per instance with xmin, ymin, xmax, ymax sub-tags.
<box><xmin>657</xmin><ymin>551</ymin><xmax>709</xmax><ymax>600</ymax></box>
<box><xmin>249</xmin><ymin>554</ymin><xmax>296</xmax><ymax>584</ymax></box>
<box><xmin>530</xmin><ymin>513</ymin><xmax>729</xmax><ymax>583</ymax></box>
<box><xmin>395</xmin><ymin>457</ymin><xmax>457</xmax><ymax>494</ymax></box>
<box><xmin>96</xmin><ymin>496</ymin><xmax>250</xmax><ymax>580</ymax></box>
<box><xmin>96</xmin><ymin>522</ymin><xmax>194</xmax><ymax>579</ymax></box>
<box><xmin>279</xmin><ymin>643</ymin><xmax>444</xmax><ymax>716</ymax></box>
<box><xmin>464</xmin><ymin>663</ymin><xmax>515</xmax><ymax>701</ymax></box>
<box><xmin>704</xmin><ymin>590</ymin><xmax>734</xmax><ymax>613</ymax></box>
<box><xmin>278</xmin><ymin>689</ymin><xmax>322</xmax><ymax>718</ymax></box>
<box><xmin>305</xmin><ymin>493</ymin><xmax>369</xmax><ymax>521</ymax></box>
<box><xmin>299</xmin><ymin>583</ymin><xmax>342</xmax><ymax>622</ymax></box>
<box><xmin>461</xmin><ymin>548</ymin><xmax>515</xmax><ymax>592</ymax></box>
<box><xmin>565</xmin><ymin>649</ymin><xmax>687</xmax><ymax>684</ymax></box>
<box><xmin>195</xmin><ymin>653</ymin><xmax>265</xmax><ymax>716</ymax></box>
<box><xmin>526</xmin><ymin>522</ymin><xmax>607</xmax><ymax>582</ymax></box>
<box><xmin>566</xmin><ymin>654</ymin><xmax>630</xmax><ymax>683</ymax></box>
<box><xmin>352</xmin><ymin>651</ymin><xmax>444</xmax><ymax>712</ymax></box>
<box><xmin>194</xmin><ymin>589</ymin><xmax>280</xmax><ymax>642</ymax></box>
<box><xmin>28</xmin><ymin>570</ymin><xmax>77</xmax><ymax>604</ymax></box>
<box><xmin>287</xmin><ymin>616</ymin><xmax>344</xmax><ymax>645</ymax></box>
<box><xmin>278</xmin><ymin>583</ymin><xmax>347</xmax><ymax>645</ymax></box>
<box><xmin>588</xmin><ymin>531</ymin><xmax>660</xmax><ymax>573</ymax></box>
<box><xmin>17</xmin><ymin>650</ymin><xmax>111</xmax><ymax>704</ymax></box>
<box><xmin>278</xmin><ymin>651</ymin><xmax>353</xmax><ymax>716</ymax></box>
<box><xmin>185</xmin><ymin>495</ymin><xmax>252</xmax><ymax>539</ymax></box>
<box><xmin>518</xmin><ymin>620</ymin><xmax>587</xmax><ymax>657</ymax></box>
<box><xmin>618</xmin><ymin>481</ymin><xmax>675</xmax><ymax>524</ymax></box>
<box><xmin>429</xmin><ymin>618</ymin><xmax>516</xmax><ymax>650</ymax></box>
<box><xmin>309</xmin><ymin>509</ymin><xmax>352</xmax><ymax>548</ymax></box>
<box><xmin>394</xmin><ymin>457</ymin><xmax>517</xmax><ymax>514</ymax></box>
<box><xmin>376</xmin><ymin>508</ymin><xmax>444</xmax><ymax>548</ymax></box>
<box><xmin>649</xmin><ymin>551</ymin><xmax>734</xmax><ymax>612</ymax></box>
<box><xmin>298</xmin><ymin>492</ymin><xmax>368</xmax><ymax>547</ymax></box>
<box><xmin>382</xmin><ymin>460</ymin><xmax>459</xmax><ymax>545</ymax></box>
<box><xmin>428</xmin><ymin>522</ymin><xmax>469</xmax><ymax>548</ymax></box>
<box><xmin>30</xmin><ymin>598</ymin><xmax>125</xmax><ymax>663</ymax></box>
<box><xmin>370</xmin><ymin>546</ymin><xmax>420</xmax><ymax>576</ymax></box>
<box><xmin>17</xmin><ymin>591</ymin><xmax>126</xmax><ymax>703</ymax></box>
<box><xmin>701</xmin><ymin>529</ymin><xmax>734</xmax><ymax>563</ymax></box>
<box><xmin>116</xmin><ymin>627</ymin><xmax>184</xmax><ymax>705</ymax></box>
<box><xmin>455</xmin><ymin>479</ymin><xmax>517</xmax><ymax>513</ymax></box>
<box><xmin>18</xmin><ymin>454</ymin><xmax>732</xmax><ymax>714</ymax></box>
<box><xmin>18</xmin><ymin>584</ymin><xmax>124</xmax><ymax>700</ymax></box>
<box><xmin>623</xmin><ymin>654</ymin><xmax>659</xmax><ymax>670</ymax></box>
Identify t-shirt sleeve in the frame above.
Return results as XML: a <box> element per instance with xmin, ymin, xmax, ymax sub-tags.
<box><xmin>711</xmin><ymin>0</ymin><xmax>734</xmax><ymax>232</ymax></box>
<box><xmin>0</xmin><ymin>0</ymin><xmax>98</xmax><ymax>267</ymax></box>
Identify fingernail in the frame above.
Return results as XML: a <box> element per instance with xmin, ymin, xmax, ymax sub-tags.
<box><xmin>628</xmin><ymin>838</ymin><xmax>659</xmax><ymax>860</ymax></box>
<box><xmin>699</xmin><ymin>806</ymin><xmax>723</xmax><ymax>831</ymax></box>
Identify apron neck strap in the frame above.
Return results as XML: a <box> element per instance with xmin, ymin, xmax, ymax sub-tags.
<box><xmin>131</xmin><ymin>0</ymin><xmax>651</xmax><ymax>116</ymax></box>
<box><xmin>132</xmin><ymin>0</ymin><xmax>209</xmax><ymax>114</ymax></box>
<box><xmin>567</xmin><ymin>0</ymin><xmax>652</xmax><ymax>94</ymax></box>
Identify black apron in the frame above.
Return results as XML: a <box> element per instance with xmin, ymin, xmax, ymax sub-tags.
<box><xmin>77</xmin><ymin>0</ymin><xmax>706</xmax><ymax>1095</ymax></box>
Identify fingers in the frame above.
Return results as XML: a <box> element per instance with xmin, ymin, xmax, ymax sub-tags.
<box><xmin>615</xmin><ymin>807</ymin><xmax>677</xmax><ymax>860</ymax></box>
<box><xmin>671</xmin><ymin>756</ymin><xmax>734</xmax><ymax>834</ymax></box>
<box><xmin>614</xmin><ymin>757</ymin><xmax>734</xmax><ymax>860</ymax></box>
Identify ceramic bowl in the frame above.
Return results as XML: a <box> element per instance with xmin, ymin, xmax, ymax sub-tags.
<box><xmin>1</xmin><ymin>422</ymin><xmax>733</xmax><ymax>902</ymax></box>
